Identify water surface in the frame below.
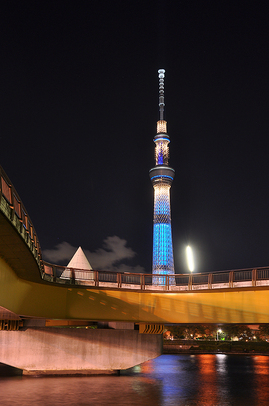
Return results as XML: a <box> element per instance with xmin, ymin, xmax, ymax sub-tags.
<box><xmin>1</xmin><ymin>354</ymin><xmax>269</xmax><ymax>405</ymax></box>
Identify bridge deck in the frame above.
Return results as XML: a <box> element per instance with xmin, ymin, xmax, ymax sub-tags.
<box><xmin>2</xmin><ymin>254</ymin><xmax>269</xmax><ymax>324</ymax></box>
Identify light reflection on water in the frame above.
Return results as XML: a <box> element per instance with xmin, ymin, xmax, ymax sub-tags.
<box><xmin>253</xmin><ymin>355</ymin><xmax>269</xmax><ymax>404</ymax></box>
<box><xmin>1</xmin><ymin>354</ymin><xmax>269</xmax><ymax>405</ymax></box>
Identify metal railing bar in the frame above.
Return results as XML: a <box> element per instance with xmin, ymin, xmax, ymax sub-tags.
<box><xmin>40</xmin><ymin>261</ymin><xmax>269</xmax><ymax>292</ymax></box>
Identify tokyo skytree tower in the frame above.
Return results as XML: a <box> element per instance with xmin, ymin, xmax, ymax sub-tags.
<box><xmin>149</xmin><ymin>69</ymin><xmax>175</xmax><ymax>284</ymax></box>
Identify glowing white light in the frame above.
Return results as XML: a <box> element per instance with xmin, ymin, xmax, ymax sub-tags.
<box><xmin>186</xmin><ymin>245</ymin><xmax>194</xmax><ymax>272</ymax></box>
<box><xmin>217</xmin><ymin>328</ymin><xmax>222</xmax><ymax>341</ymax></box>
<box><xmin>157</xmin><ymin>120</ymin><xmax>167</xmax><ymax>134</ymax></box>
<box><xmin>155</xmin><ymin>139</ymin><xmax>169</xmax><ymax>165</ymax></box>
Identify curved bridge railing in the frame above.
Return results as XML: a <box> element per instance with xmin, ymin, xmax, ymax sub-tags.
<box><xmin>42</xmin><ymin>262</ymin><xmax>269</xmax><ymax>292</ymax></box>
<box><xmin>0</xmin><ymin>166</ymin><xmax>43</xmax><ymax>274</ymax></box>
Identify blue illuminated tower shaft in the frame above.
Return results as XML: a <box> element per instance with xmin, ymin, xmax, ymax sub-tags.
<box><xmin>149</xmin><ymin>69</ymin><xmax>175</xmax><ymax>284</ymax></box>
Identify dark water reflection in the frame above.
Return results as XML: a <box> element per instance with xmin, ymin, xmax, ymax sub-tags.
<box><xmin>1</xmin><ymin>354</ymin><xmax>269</xmax><ymax>405</ymax></box>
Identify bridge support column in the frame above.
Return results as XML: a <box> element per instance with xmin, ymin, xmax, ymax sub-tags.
<box><xmin>0</xmin><ymin>327</ymin><xmax>162</xmax><ymax>374</ymax></box>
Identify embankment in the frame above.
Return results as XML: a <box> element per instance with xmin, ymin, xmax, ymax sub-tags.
<box><xmin>163</xmin><ymin>340</ymin><xmax>269</xmax><ymax>354</ymax></box>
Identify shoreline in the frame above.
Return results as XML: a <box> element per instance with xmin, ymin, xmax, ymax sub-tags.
<box><xmin>163</xmin><ymin>340</ymin><xmax>269</xmax><ymax>355</ymax></box>
<box><xmin>163</xmin><ymin>349</ymin><xmax>269</xmax><ymax>356</ymax></box>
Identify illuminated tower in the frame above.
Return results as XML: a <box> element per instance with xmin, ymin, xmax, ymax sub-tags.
<box><xmin>149</xmin><ymin>69</ymin><xmax>175</xmax><ymax>284</ymax></box>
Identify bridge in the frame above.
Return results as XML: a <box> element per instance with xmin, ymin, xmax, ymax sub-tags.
<box><xmin>1</xmin><ymin>165</ymin><xmax>269</xmax><ymax>373</ymax></box>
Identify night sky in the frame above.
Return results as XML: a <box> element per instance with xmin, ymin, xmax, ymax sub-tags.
<box><xmin>1</xmin><ymin>1</ymin><xmax>269</xmax><ymax>274</ymax></box>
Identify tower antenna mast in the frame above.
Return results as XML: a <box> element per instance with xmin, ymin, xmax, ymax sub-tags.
<box><xmin>158</xmin><ymin>69</ymin><xmax>165</xmax><ymax>121</ymax></box>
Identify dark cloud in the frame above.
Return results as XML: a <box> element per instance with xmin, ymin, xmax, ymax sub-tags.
<box><xmin>42</xmin><ymin>242</ymin><xmax>76</xmax><ymax>263</ymax></box>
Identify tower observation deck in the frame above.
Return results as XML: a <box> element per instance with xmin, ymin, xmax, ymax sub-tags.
<box><xmin>149</xmin><ymin>69</ymin><xmax>175</xmax><ymax>284</ymax></box>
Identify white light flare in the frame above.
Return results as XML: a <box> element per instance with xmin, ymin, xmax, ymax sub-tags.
<box><xmin>186</xmin><ymin>245</ymin><xmax>194</xmax><ymax>272</ymax></box>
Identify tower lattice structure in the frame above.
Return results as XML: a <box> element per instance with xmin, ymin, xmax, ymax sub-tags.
<box><xmin>149</xmin><ymin>69</ymin><xmax>175</xmax><ymax>284</ymax></box>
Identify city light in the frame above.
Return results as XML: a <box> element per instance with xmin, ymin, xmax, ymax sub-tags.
<box><xmin>186</xmin><ymin>245</ymin><xmax>194</xmax><ymax>272</ymax></box>
<box><xmin>217</xmin><ymin>328</ymin><xmax>222</xmax><ymax>341</ymax></box>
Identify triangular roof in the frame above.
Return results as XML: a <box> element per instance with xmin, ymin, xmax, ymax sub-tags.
<box><xmin>67</xmin><ymin>246</ymin><xmax>92</xmax><ymax>270</ymax></box>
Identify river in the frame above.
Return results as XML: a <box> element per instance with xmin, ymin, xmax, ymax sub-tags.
<box><xmin>1</xmin><ymin>354</ymin><xmax>269</xmax><ymax>405</ymax></box>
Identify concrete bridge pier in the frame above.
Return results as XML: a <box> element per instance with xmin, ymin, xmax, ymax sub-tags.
<box><xmin>0</xmin><ymin>326</ymin><xmax>162</xmax><ymax>375</ymax></box>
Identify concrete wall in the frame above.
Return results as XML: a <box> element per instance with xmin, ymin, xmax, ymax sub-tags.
<box><xmin>0</xmin><ymin>327</ymin><xmax>162</xmax><ymax>374</ymax></box>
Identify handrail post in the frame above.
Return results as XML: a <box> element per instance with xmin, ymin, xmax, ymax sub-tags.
<box><xmin>117</xmin><ymin>272</ymin><xmax>122</xmax><ymax>288</ymax></box>
<box><xmin>118</xmin><ymin>273</ymin><xmax>122</xmax><ymax>288</ymax></box>
<box><xmin>229</xmin><ymin>271</ymin><xmax>234</xmax><ymax>288</ymax></box>
<box><xmin>165</xmin><ymin>275</ymin><xmax>168</xmax><ymax>291</ymax></box>
<box><xmin>95</xmin><ymin>271</ymin><xmax>99</xmax><ymax>287</ymax></box>
<box><xmin>0</xmin><ymin>170</ymin><xmax>2</xmax><ymax>203</ymax></box>
<box><xmin>252</xmin><ymin>268</ymin><xmax>257</xmax><ymax>287</ymax></box>
<box><xmin>188</xmin><ymin>274</ymin><xmax>193</xmax><ymax>290</ymax></box>
<box><xmin>10</xmin><ymin>185</ymin><xmax>15</xmax><ymax>222</ymax></box>
<box><xmin>142</xmin><ymin>274</ymin><xmax>145</xmax><ymax>290</ymax></box>
<box><xmin>208</xmin><ymin>273</ymin><xmax>212</xmax><ymax>289</ymax></box>
<box><xmin>53</xmin><ymin>265</ymin><xmax>57</xmax><ymax>282</ymax></box>
<box><xmin>71</xmin><ymin>268</ymin><xmax>75</xmax><ymax>284</ymax></box>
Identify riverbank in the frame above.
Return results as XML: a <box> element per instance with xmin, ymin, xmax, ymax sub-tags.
<box><xmin>163</xmin><ymin>339</ymin><xmax>269</xmax><ymax>354</ymax></box>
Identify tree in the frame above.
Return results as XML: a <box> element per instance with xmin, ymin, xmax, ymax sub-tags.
<box><xmin>258</xmin><ymin>324</ymin><xmax>269</xmax><ymax>341</ymax></box>
<box><xmin>167</xmin><ymin>325</ymin><xmax>186</xmax><ymax>339</ymax></box>
<box><xmin>222</xmin><ymin>324</ymin><xmax>252</xmax><ymax>341</ymax></box>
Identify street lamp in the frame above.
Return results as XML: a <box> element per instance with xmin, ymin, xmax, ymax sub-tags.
<box><xmin>186</xmin><ymin>246</ymin><xmax>194</xmax><ymax>272</ymax></box>
<box><xmin>217</xmin><ymin>329</ymin><xmax>222</xmax><ymax>341</ymax></box>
